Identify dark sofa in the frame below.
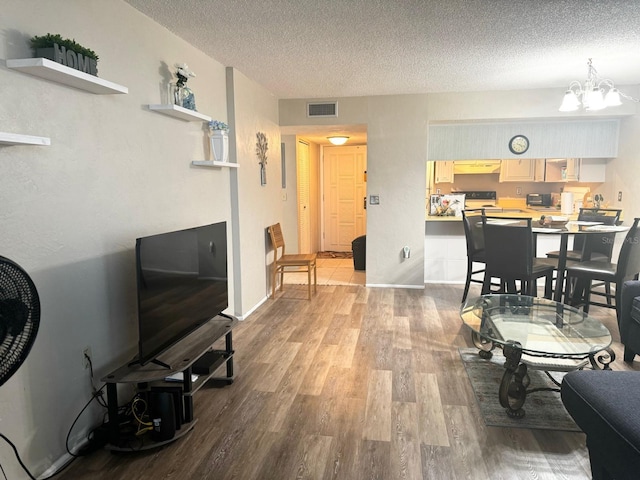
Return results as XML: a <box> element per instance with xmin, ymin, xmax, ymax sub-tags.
<box><xmin>561</xmin><ymin>280</ymin><xmax>640</xmax><ymax>480</ymax></box>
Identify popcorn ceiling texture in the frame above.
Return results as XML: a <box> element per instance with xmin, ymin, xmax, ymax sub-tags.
<box><xmin>125</xmin><ymin>0</ymin><xmax>640</xmax><ymax>99</ymax></box>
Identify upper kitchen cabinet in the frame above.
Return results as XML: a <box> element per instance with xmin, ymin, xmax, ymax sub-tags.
<box><xmin>545</xmin><ymin>158</ymin><xmax>606</xmax><ymax>182</ymax></box>
<box><xmin>434</xmin><ymin>161</ymin><xmax>454</xmax><ymax>183</ymax></box>
<box><xmin>499</xmin><ymin>159</ymin><xmax>535</xmax><ymax>182</ymax></box>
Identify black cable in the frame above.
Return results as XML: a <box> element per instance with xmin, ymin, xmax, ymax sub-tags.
<box><xmin>65</xmin><ymin>383</ymin><xmax>107</xmax><ymax>458</ymax></box>
<box><xmin>0</xmin><ymin>461</ymin><xmax>8</xmax><ymax>480</ymax></box>
<box><xmin>0</xmin><ymin>433</ymin><xmax>36</xmax><ymax>480</ymax></box>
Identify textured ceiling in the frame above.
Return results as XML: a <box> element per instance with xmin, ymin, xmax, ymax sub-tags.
<box><xmin>125</xmin><ymin>0</ymin><xmax>640</xmax><ymax>144</ymax></box>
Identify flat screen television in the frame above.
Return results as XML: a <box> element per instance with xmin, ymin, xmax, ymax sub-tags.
<box><xmin>135</xmin><ymin>222</ymin><xmax>228</xmax><ymax>367</ymax></box>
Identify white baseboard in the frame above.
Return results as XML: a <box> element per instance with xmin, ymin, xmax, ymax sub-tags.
<box><xmin>236</xmin><ymin>295</ymin><xmax>269</xmax><ymax>320</ymax></box>
<box><xmin>366</xmin><ymin>283</ymin><xmax>424</xmax><ymax>289</ymax></box>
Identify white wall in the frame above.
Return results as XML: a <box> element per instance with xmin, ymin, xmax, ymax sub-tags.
<box><xmin>0</xmin><ymin>1</ymin><xmax>280</xmax><ymax>476</ymax></box>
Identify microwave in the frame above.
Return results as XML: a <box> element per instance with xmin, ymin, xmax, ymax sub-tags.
<box><xmin>526</xmin><ymin>193</ymin><xmax>552</xmax><ymax>207</ymax></box>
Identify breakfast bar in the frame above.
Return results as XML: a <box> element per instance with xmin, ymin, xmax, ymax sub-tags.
<box><xmin>424</xmin><ymin>206</ymin><xmax>627</xmax><ymax>295</ymax></box>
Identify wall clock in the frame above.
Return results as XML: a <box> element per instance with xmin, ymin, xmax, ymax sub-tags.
<box><xmin>508</xmin><ymin>135</ymin><xmax>529</xmax><ymax>155</ymax></box>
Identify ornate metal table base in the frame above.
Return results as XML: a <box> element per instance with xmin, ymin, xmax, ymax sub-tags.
<box><xmin>496</xmin><ymin>340</ymin><xmax>616</xmax><ymax>418</ymax></box>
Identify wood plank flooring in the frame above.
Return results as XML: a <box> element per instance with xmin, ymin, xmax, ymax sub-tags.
<box><xmin>60</xmin><ymin>283</ymin><xmax>635</xmax><ymax>479</ymax></box>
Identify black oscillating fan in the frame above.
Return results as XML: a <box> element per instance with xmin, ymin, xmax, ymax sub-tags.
<box><xmin>0</xmin><ymin>256</ymin><xmax>40</xmax><ymax>387</ymax></box>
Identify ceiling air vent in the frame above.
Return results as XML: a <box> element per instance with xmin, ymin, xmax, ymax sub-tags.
<box><xmin>307</xmin><ymin>102</ymin><xmax>338</xmax><ymax>118</ymax></box>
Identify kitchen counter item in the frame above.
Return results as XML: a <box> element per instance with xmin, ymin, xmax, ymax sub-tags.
<box><xmin>526</xmin><ymin>193</ymin><xmax>552</xmax><ymax>207</ymax></box>
<box><xmin>561</xmin><ymin>192</ymin><xmax>574</xmax><ymax>214</ymax></box>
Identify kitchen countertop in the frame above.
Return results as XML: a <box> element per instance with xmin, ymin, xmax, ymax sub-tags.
<box><xmin>426</xmin><ymin>200</ymin><xmax>575</xmax><ymax>222</ymax></box>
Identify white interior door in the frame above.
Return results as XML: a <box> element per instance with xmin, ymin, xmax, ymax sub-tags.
<box><xmin>297</xmin><ymin>140</ymin><xmax>311</xmax><ymax>253</ymax></box>
<box><xmin>323</xmin><ymin>145</ymin><xmax>367</xmax><ymax>252</ymax></box>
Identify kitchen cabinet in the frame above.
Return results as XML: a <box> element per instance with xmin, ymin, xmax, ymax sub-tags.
<box><xmin>545</xmin><ymin>158</ymin><xmax>606</xmax><ymax>182</ymax></box>
<box><xmin>434</xmin><ymin>161</ymin><xmax>454</xmax><ymax>183</ymax></box>
<box><xmin>499</xmin><ymin>158</ymin><xmax>535</xmax><ymax>182</ymax></box>
<box><xmin>534</xmin><ymin>159</ymin><xmax>546</xmax><ymax>182</ymax></box>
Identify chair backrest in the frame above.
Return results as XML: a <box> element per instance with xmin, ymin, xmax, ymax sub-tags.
<box><xmin>462</xmin><ymin>208</ymin><xmax>485</xmax><ymax>258</ymax></box>
<box><xmin>575</xmin><ymin>208</ymin><xmax>621</xmax><ymax>259</ymax></box>
<box><xmin>482</xmin><ymin>216</ymin><xmax>534</xmax><ymax>278</ymax></box>
<box><xmin>579</xmin><ymin>208</ymin><xmax>622</xmax><ymax>223</ymax></box>
<box><xmin>268</xmin><ymin>223</ymin><xmax>286</xmax><ymax>259</ymax></box>
<box><xmin>616</xmin><ymin>218</ymin><xmax>640</xmax><ymax>281</ymax></box>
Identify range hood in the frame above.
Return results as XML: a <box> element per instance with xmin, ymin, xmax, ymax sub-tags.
<box><xmin>453</xmin><ymin>160</ymin><xmax>502</xmax><ymax>174</ymax></box>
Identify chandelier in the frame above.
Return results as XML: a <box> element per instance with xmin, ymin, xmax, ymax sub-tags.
<box><xmin>559</xmin><ymin>58</ymin><xmax>639</xmax><ymax>112</ymax></box>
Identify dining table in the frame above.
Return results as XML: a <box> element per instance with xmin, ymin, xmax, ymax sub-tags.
<box><xmin>531</xmin><ymin>221</ymin><xmax>630</xmax><ymax>302</ymax></box>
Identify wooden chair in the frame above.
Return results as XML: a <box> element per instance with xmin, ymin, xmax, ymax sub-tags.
<box><xmin>268</xmin><ymin>223</ymin><xmax>317</xmax><ymax>299</ymax></box>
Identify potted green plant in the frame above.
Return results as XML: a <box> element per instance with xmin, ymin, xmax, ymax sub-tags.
<box><xmin>30</xmin><ymin>33</ymin><xmax>99</xmax><ymax>76</ymax></box>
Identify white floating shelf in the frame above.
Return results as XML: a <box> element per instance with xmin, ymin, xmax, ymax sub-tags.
<box><xmin>0</xmin><ymin>132</ymin><xmax>51</xmax><ymax>146</ymax></box>
<box><xmin>6</xmin><ymin>58</ymin><xmax>128</xmax><ymax>95</ymax></box>
<box><xmin>192</xmin><ymin>161</ymin><xmax>239</xmax><ymax>168</ymax></box>
<box><xmin>148</xmin><ymin>104</ymin><xmax>212</xmax><ymax>122</ymax></box>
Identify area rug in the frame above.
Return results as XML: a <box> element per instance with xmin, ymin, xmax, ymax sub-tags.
<box><xmin>459</xmin><ymin>348</ymin><xmax>580</xmax><ymax>432</ymax></box>
<box><xmin>317</xmin><ymin>251</ymin><xmax>353</xmax><ymax>259</ymax></box>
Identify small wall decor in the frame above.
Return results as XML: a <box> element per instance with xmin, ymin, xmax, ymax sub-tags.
<box><xmin>172</xmin><ymin>63</ymin><xmax>197</xmax><ymax>110</ymax></box>
<box><xmin>256</xmin><ymin>132</ymin><xmax>268</xmax><ymax>185</ymax></box>
<box><xmin>208</xmin><ymin>120</ymin><xmax>229</xmax><ymax>163</ymax></box>
<box><xmin>30</xmin><ymin>33</ymin><xmax>98</xmax><ymax>76</ymax></box>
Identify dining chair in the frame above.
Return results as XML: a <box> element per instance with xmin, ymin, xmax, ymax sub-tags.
<box><xmin>545</xmin><ymin>208</ymin><xmax>622</xmax><ymax>262</ymax></box>
<box><xmin>461</xmin><ymin>208</ymin><xmax>486</xmax><ymax>303</ymax></box>
<box><xmin>565</xmin><ymin>217</ymin><xmax>640</xmax><ymax>320</ymax></box>
<box><xmin>546</xmin><ymin>208</ymin><xmax>622</xmax><ymax>305</ymax></box>
<box><xmin>267</xmin><ymin>223</ymin><xmax>317</xmax><ymax>299</ymax></box>
<box><xmin>481</xmin><ymin>216</ymin><xmax>554</xmax><ymax>298</ymax></box>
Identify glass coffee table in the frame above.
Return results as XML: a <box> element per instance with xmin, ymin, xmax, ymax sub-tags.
<box><xmin>460</xmin><ymin>294</ymin><xmax>615</xmax><ymax>418</ymax></box>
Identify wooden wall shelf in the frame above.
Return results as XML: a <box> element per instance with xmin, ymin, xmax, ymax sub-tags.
<box><xmin>6</xmin><ymin>58</ymin><xmax>128</xmax><ymax>95</ymax></box>
<box><xmin>0</xmin><ymin>132</ymin><xmax>51</xmax><ymax>146</ymax></box>
<box><xmin>148</xmin><ymin>104</ymin><xmax>212</xmax><ymax>122</ymax></box>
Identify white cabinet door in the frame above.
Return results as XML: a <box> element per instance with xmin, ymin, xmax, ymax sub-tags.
<box><xmin>434</xmin><ymin>161</ymin><xmax>454</xmax><ymax>183</ymax></box>
<box><xmin>499</xmin><ymin>159</ymin><xmax>535</xmax><ymax>182</ymax></box>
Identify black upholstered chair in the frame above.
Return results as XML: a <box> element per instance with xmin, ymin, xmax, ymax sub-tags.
<box><xmin>565</xmin><ymin>217</ymin><xmax>640</xmax><ymax>320</ymax></box>
<box><xmin>562</xmin><ymin>370</ymin><xmax>640</xmax><ymax>480</ymax></box>
<box><xmin>618</xmin><ymin>280</ymin><xmax>640</xmax><ymax>362</ymax></box>
<box><xmin>461</xmin><ymin>208</ymin><xmax>485</xmax><ymax>303</ymax></box>
<box><xmin>481</xmin><ymin>216</ymin><xmax>554</xmax><ymax>298</ymax></box>
<box><xmin>546</xmin><ymin>208</ymin><xmax>622</xmax><ymax>263</ymax></box>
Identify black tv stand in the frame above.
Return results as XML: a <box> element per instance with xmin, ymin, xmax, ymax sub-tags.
<box><xmin>101</xmin><ymin>314</ymin><xmax>238</xmax><ymax>451</ymax></box>
<box><xmin>126</xmin><ymin>357</ymin><xmax>171</xmax><ymax>369</ymax></box>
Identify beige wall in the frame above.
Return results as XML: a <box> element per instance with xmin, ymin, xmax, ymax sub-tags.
<box><xmin>0</xmin><ymin>1</ymin><xmax>281</xmax><ymax>476</ymax></box>
<box><xmin>280</xmin><ymin>89</ymin><xmax>639</xmax><ymax>287</ymax></box>
<box><xmin>226</xmin><ymin>67</ymin><xmax>282</xmax><ymax>315</ymax></box>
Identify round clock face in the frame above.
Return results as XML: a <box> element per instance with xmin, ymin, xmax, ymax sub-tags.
<box><xmin>509</xmin><ymin>135</ymin><xmax>529</xmax><ymax>155</ymax></box>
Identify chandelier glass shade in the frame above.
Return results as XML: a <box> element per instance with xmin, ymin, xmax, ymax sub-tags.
<box><xmin>559</xmin><ymin>59</ymin><xmax>635</xmax><ymax>112</ymax></box>
<box><xmin>327</xmin><ymin>136</ymin><xmax>349</xmax><ymax>145</ymax></box>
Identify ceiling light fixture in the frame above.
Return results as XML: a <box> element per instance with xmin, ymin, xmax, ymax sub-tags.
<box><xmin>327</xmin><ymin>136</ymin><xmax>349</xmax><ymax>145</ymax></box>
<box><xmin>559</xmin><ymin>58</ymin><xmax>639</xmax><ymax>112</ymax></box>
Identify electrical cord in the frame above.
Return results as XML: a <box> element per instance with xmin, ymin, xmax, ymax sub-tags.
<box><xmin>0</xmin><ymin>353</ymin><xmax>110</xmax><ymax>480</ymax></box>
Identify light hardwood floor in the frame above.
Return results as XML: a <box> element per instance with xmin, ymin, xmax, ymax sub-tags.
<box><xmin>60</xmin><ymin>283</ymin><xmax>634</xmax><ymax>479</ymax></box>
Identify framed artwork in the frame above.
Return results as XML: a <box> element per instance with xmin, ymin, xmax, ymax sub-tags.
<box><xmin>429</xmin><ymin>194</ymin><xmax>466</xmax><ymax>216</ymax></box>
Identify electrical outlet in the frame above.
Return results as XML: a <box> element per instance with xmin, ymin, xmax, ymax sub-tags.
<box><xmin>83</xmin><ymin>346</ymin><xmax>92</xmax><ymax>370</ymax></box>
<box><xmin>618</xmin><ymin>191</ymin><xmax>623</xmax><ymax>202</ymax></box>
<box><xmin>516</xmin><ymin>187</ymin><xmax>522</xmax><ymax>196</ymax></box>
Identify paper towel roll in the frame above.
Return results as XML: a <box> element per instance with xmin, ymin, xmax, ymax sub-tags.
<box><xmin>561</xmin><ymin>192</ymin><xmax>574</xmax><ymax>214</ymax></box>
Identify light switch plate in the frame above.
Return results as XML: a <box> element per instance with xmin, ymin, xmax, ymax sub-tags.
<box><xmin>369</xmin><ymin>195</ymin><xmax>380</xmax><ymax>205</ymax></box>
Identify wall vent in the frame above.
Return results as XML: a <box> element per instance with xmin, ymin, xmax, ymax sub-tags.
<box><xmin>307</xmin><ymin>102</ymin><xmax>338</xmax><ymax>118</ymax></box>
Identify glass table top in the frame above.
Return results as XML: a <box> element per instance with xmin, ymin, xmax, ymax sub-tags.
<box><xmin>460</xmin><ymin>294</ymin><xmax>612</xmax><ymax>356</ymax></box>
